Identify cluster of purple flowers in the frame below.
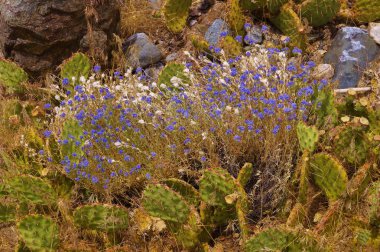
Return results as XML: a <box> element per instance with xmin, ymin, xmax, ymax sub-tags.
<box><xmin>46</xmin><ymin>40</ymin><xmax>329</xmax><ymax>191</ymax></box>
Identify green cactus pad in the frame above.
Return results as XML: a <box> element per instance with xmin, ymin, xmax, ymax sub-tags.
<box><xmin>7</xmin><ymin>176</ymin><xmax>57</xmax><ymax>205</ymax></box>
<box><xmin>310</xmin><ymin>153</ymin><xmax>348</xmax><ymax>202</ymax></box>
<box><xmin>299</xmin><ymin>0</ymin><xmax>340</xmax><ymax>27</ymax></box>
<box><xmin>157</xmin><ymin>63</ymin><xmax>190</xmax><ymax>89</ymax></box>
<box><xmin>219</xmin><ymin>36</ymin><xmax>243</xmax><ymax>58</ymax></box>
<box><xmin>244</xmin><ymin>228</ymin><xmax>319</xmax><ymax>251</ymax></box>
<box><xmin>296</xmin><ymin>122</ymin><xmax>319</xmax><ymax>152</ymax></box>
<box><xmin>0</xmin><ymin>204</ymin><xmax>16</xmax><ymax>223</ymax></box>
<box><xmin>162</xmin><ymin>178</ymin><xmax>201</xmax><ymax>206</ymax></box>
<box><xmin>250</xmin><ymin>0</ymin><xmax>290</xmax><ymax>14</ymax></box>
<box><xmin>199</xmin><ymin>168</ymin><xmax>237</xmax><ymax>206</ymax></box>
<box><xmin>0</xmin><ymin>59</ymin><xmax>28</xmax><ymax>95</ymax></box>
<box><xmin>333</xmin><ymin>126</ymin><xmax>370</xmax><ymax>167</ymax></box>
<box><xmin>17</xmin><ymin>215</ymin><xmax>59</xmax><ymax>252</ymax></box>
<box><xmin>60</xmin><ymin>52</ymin><xmax>91</xmax><ymax>86</ymax></box>
<box><xmin>142</xmin><ymin>184</ymin><xmax>190</xmax><ymax>224</ymax></box>
<box><xmin>61</xmin><ymin>119</ymin><xmax>84</xmax><ymax>160</ymax></box>
<box><xmin>312</xmin><ymin>89</ymin><xmax>338</xmax><ymax>127</ymax></box>
<box><xmin>270</xmin><ymin>4</ymin><xmax>307</xmax><ymax>50</ymax></box>
<box><xmin>237</xmin><ymin>163</ymin><xmax>254</xmax><ymax>188</ymax></box>
<box><xmin>297</xmin><ymin>151</ymin><xmax>310</xmax><ymax>204</ymax></box>
<box><xmin>163</xmin><ymin>0</ymin><xmax>192</xmax><ymax>33</ymax></box>
<box><xmin>227</xmin><ymin>0</ymin><xmax>246</xmax><ymax>35</ymax></box>
<box><xmin>73</xmin><ymin>204</ymin><xmax>129</xmax><ymax>232</ymax></box>
<box><xmin>367</xmin><ymin>181</ymin><xmax>380</xmax><ymax>228</ymax></box>
<box><xmin>353</xmin><ymin>0</ymin><xmax>380</xmax><ymax>23</ymax></box>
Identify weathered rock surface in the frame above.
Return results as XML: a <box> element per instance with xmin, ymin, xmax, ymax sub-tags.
<box><xmin>123</xmin><ymin>33</ymin><xmax>163</xmax><ymax>69</ymax></box>
<box><xmin>324</xmin><ymin>27</ymin><xmax>380</xmax><ymax>89</ymax></box>
<box><xmin>0</xmin><ymin>0</ymin><xmax>119</xmax><ymax>76</ymax></box>
<box><xmin>244</xmin><ymin>24</ymin><xmax>263</xmax><ymax>45</ymax></box>
<box><xmin>369</xmin><ymin>22</ymin><xmax>380</xmax><ymax>45</ymax></box>
<box><xmin>205</xmin><ymin>19</ymin><xmax>230</xmax><ymax>46</ymax></box>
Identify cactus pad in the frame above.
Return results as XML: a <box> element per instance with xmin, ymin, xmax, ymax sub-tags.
<box><xmin>296</xmin><ymin>122</ymin><xmax>319</xmax><ymax>152</ymax></box>
<box><xmin>353</xmin><ymin>0</ymin><xmax>380</xmax><ymax>23</ymax></box>
<box><xmin>333</xmin><ymin>126</ymin><xmax>370</xmax><ymax>167</ymax></box>
<box><xmin>163</xmin><ymin>0</ymin><xmax>192</xmax><ymax>33</ymax></box>
<box><xmin>219</xmin><ymin>36</ymin><xmax>243</xmax><ymax>58</ymax></box>
<box><xmin>270</xmin><ymin>4</ymin><xmax>307</xmax><ymax>50</ymax></box>
<box><xmin>60</xmin><ymin>52</ymin><xmax>91</xmax><ymax>86</ymax></box>
<box><xmin>142</xmin><ymin>184</ymin><xmax>190</xmax><ymax>224</ymax></box>
<box><xmin>0</xmin><ymin>59</ymin><xmax>28</xmax><ymax>94</ymax></box>
<box><xmin>61</xmin><ymin>119</ymin><xmax>84</xmax><ymax>160</ymax></box>
<box><xmin>162</xmin><ymin>178</ymin><xmax>201</xmax><ymax>206</ymax></box>
<box><xmin>299</xmin><ymin>0</ymin><xmax>340</xmax><ymax>27</ymax></box>
<box><xmin>157</xmin><ymin>63</ymin><xmax>190</xmax><ymax>89</ymax></box>
<box><xmin>310</xmin><ymin>153</ymin><xmax>348</xmax><ymax>202</ymax></box>
<box><xmin>199</xmin><ymin>168</ymin><xmax>237</xmax><ymax>206</ymax></box>
<box><xmin>0</xmin><ymin>204</ymin><xmax>16</xmax><ymax>223</ymax></box>
<box><xmin>7</xmin><ymin>176</ymin><xmax>57</xmax><ymax>205</ymax></box>
<box><xmin>73</xmin><ymin>204</ymin><xmax>129</xmax><ymax>232</ymax></box>
<box><xmin>367</xmin><ymin>181</ymin><xmax>380</xmax><ymax>228</ymax></box>
<box><xmin>237</xmin><ymin>163</ymin><xmax>254</xmax><ymax>188</ymax></box>
<box><xmin>244</xmin><ymin>228</ymin><xmax>301</xmax><ymax>251</ymax></box>
<box><xmin>227</xmin><ymin>0</ymin><xmax>246</xmax><ymax>35</ymax></box>
<box><xmin>17</xmin><ymin>215</ymin><xmax>59</xmax><ymax>252</ymax></box>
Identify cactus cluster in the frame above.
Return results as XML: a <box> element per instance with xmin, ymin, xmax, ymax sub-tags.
<box><xmin>296</xmin><ymin>122</ymin><xmax>319</xmax><ymax>153</ymax></box>
<box><xmin>0</xmin><ymin>59</ymin><xmax>28</xmax><ymax>95</ymax></box>
<box><xmin>60</xmin><ymin>52</ymin><xmax>91</xmax><ymax>86</ymax></box>
<box><xmin>73</xmin><ymin>204</ymin><xmax>129</xmax><ymax>232</ymax></box>
<box><xmin>17</xmin><ymin>215</ymin><xmax>60</xmax><ymax>252</ymax></box>
<box><xmin>162</xmin><ymin>0</ymin><xmax>192</xmax><ymax>33</ymax></box>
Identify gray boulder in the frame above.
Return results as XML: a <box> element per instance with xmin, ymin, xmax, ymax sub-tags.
<box><xmin>244</xmin><ymin>25</ymin><xmax>263</xmax><ymax>45</ymax></box>
<box><xmin>324</xmin><ymin>27</ymin><xmax>379</xmax><ymax>89</ymax></box>
<box><xmin>123</xmin><ymin>33</ymin><xmax>163</xmax><ymax>69</ymax></box>
<box><xmin>205</xmin><ymin>19</ymin><xmax>230</xmax><ymax>46</ymax></box>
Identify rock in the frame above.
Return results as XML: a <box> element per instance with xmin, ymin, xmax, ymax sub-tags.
<box><xmin>148</xmin><ymin>0</ymin><xmax>162</xmax><ymax>10</ymax></box>
<box><xmin>144</xmin><ymin>64</ymin><xmax>164</xmax><ymax>80</ymax></box>
<box><xmin>190</xmin><ymin>0</ymin><xmax>215</xmax><ymax>17</ymax></box>
<box><xmin>324</xmin><ymin>27</ymin><xmax>380</xmax><ymax>89</ymax></box>
<box><xmin>123</xmin><ymin>33</ymin><xmax>163</xmax><ymax>69</ymax></box>
<box><xmin>244</xmin><ymin>25</ymin><xmax>263</xmax><ymax>45</ymax></box>
<box><xmin>0</xmin><ymin>0</ymin><xmax>119</xmax><ymax>76</ymax></box>
<box><xmin>369</xmin><ymin>23</ymin><xmax>380</xmax><ymax>45</ymax></box>
<box><xmin>80</xmin><ymin>30</ymin><xmax>108</xmax><ymax>52</ymax></box>
<box><xmin>165</xmin><ymin>53</ymin><xmax>178</xmax><ymax>62</ymax></box>
<box><xmin>312</xmin><ymin>64</ymin><xmax>334</xmax><ymax>80</ymax></box>
<box><xmin>205</xmin><ymin>19</ymin><xmax>230</xmax><ymax>46</ymax></box>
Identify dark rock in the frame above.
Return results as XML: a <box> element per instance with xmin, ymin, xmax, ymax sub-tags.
<box><xmin>205</xmin><ymin>19</ymin><xmax>230</xmax><ymax>46</ymax></box>
<box><xmin>0</xmin><ymin>0</ymin><xmax>119</xmax><ymax>77</ymax></box>
<box><xmin>244</xmin><ymin>24</ymin><xmax>263</xmax><ymax>45</ymax></box>
<box><xmin>123</xmin><ymin>33</ymin><xmax>163</xmax><ymax>69</ymax></box>
<box><xmin>324</xmin><ymin>27</ymin><xmax>380</xmax><ymax>89</ymax></box>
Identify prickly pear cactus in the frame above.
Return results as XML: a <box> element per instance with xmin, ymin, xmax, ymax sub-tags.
<box><xmin>310</xmin><ymin>153</ymin><xmax>348</xmax><ymax>202</ymax></box>
<box><xmin>0</xmin><ymin>59</ymin><xmax>28</xmax><ymax>94</ymax></box>
<box><xmin>296</xmin><ymin>122</ymin><xmax>319</xmax><ymax>152</ymax></box>
<box><xmin>162</xmin><ymin>178</ymin><xmax>201</xmax><ymax>206</ymax></box>
<box><xmin>7</xmin><ymin>175</ymin><xmax>57</xmax><ymax>205</ymax></box>
<box><xmin>367</xmin><ymin>181</ymin><xmax>380</xmax><ymax>229</ymax></box>
<box><xmin>299</xmin><ymin>0</ymin><xmax>340</xmax><ymax>27</ymax></box>
<box><xmin>237</xmin><ymin>163</ymin><xmax>254</xmax><ymax>188</ymax></box>
<box><xmin>17</xmin><ymin>215</ymin><xmax>60</xmax><ymax>252</ymax></box>
<box><xmin>219</xmin><ymin>36</ymin><xmax>243</xmax><ymax>58</ymax></box>
<box><xmin>353</xmin><ymin>0</ymin><xmax>380</xmax><ymax>23</ymax></box>
<box><xmin>190</xmin><ymin>34</ymin><xmax>212</xmax><ymax>55</ymax></box>
<box><xmin>73</xmin><ymin>204</ymin><xmax>129</xmax><ymax>232</ymax></box>
<box><xmin>312</xmin><ymin>89</ymin><xmax>338</xmax><ymax>128</ymax></box>
<box><xmin>61</xmin><ymin>119</ymin><xmax>84</xmax><ymax>160</ymax></box>
<box><xmin>142</xmin><ymin>184</ymin><xmax>191</xmax><ymax>224</ymax></box>
<box><xmin>157</xmin><ymin>63</ymin><xmax>190</xmax><ymax>89</ymax></box>
<box><xmin>226</xmin><ymin>0</ymin><xmax>246</xmax><ymax>35</ymax></box>
<box><xmin>270</xmin><ymin>3</ymin><xmax>307</xmax><ymax>50</ymax></box>
<box><xmin>297</xmin><ymin>151</ymin><xmax>310</xmax><ymax>204</ymax></box>
<box><xmin>333</xmin><ymin>126</ymin><xmax>370</xmax><ymax>167</ymax></box>
<box><xmin>199</xmin><ymin>168</ymin><xmax>237</xmax><ymax>206</ymax></box>
<box><xmin>60</xmin><ymin>52</ymin><xmax>91</xmax><ymax>86</ymax></box>
<box><xmin>162</xmin><ymin>0</ymin><xmax>192</xmax><ymax>33</ymax></box>
<box><xmin>244</xmin><ymin>228</ymin><xmax>318</xmax><ymax>251</ymax></box>
<box><xmin>0</xmin><ymin>204</ymin><xmax>16</xmax><ymax>223</ymax></box>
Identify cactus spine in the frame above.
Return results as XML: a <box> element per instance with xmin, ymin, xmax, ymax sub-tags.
<box><xmin>310</xmin><ymin>153</ymin><xmax>348</xmax><ymax>202</ymax></box>
<box><xmin>163</xmin><ymin>0</ymin><xmax>192</xmax><ymax>33</ymax></box>
<box><xmin>17</xmin><ymin>215</ymin><xmax>60</xmax><ymax>251</ymax></box>
<box><xmin>0</xmin><ymin>59</ymin><xmax>28</xmax><ymax>95</ymax></box>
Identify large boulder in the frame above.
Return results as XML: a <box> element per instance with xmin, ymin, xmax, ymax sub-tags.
<box><xmin>0</xmin><ymin>0</ymin><xmax>119</xmax><ymax>77</ymax></box>
<box><xmin>324</xmin><ymin>27</ymin><xmax>379</xmax><ymax>89</ymax></box>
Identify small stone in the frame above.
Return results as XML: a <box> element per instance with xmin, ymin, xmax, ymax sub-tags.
<box><xmin>123</xmin><ymin>33</ymin><xmax>163</xmax><ymax>69</ymax></box>
<box><xmin>165</xmin><ymin>53</ymin><xmax>178</xmax><ymax>62</ymax></box>
<box><xmin>244</xmin><ymin>25</ymin><xmax>263</xmax><ymax>45</ymax></box>
<box><xmin>312</xmin><ymin>64</ymin><xmax>334</xmax><ymax>80</ymax></box>
<box><xmin>359</xmin><ymin>117</ymin><xmax>369</xmax><ymax>126</ymax></box>
<box><xmin>205</xmin><ymin>19</ymin><xmax>230</xmax><ymax>46</ymax></box>
<box><xmin>189</xmin><ymin>19</ymin><xmax>198</xmax><ymax>26</ymax></box>
<box><xmin>369</xmin><ymin>22</ymin><xmax>380</xmax><ymax>45</ymax></box>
